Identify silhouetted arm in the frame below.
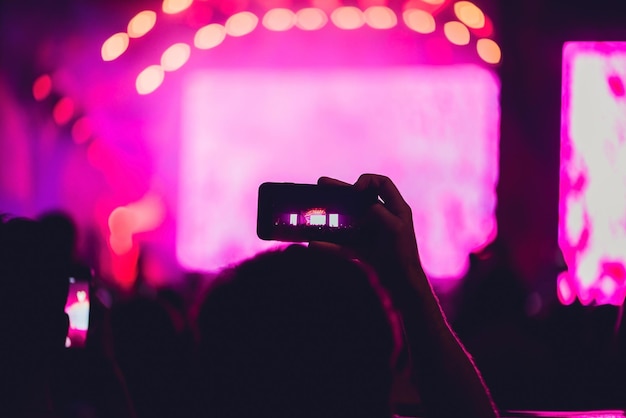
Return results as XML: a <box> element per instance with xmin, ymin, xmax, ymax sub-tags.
<box><xmin>318</xmin><ymin>174</ymin><xmax>499</xmax><ymax>418</ymax></box>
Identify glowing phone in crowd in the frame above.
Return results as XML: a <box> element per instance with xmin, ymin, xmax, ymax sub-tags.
<box><xmin>64</xmin><ymin>274</ymin><xmax>90</xmax><ymax>348</ymax></box>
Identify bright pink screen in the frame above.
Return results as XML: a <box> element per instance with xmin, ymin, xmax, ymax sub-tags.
<box><xmin>559</xmin><ymin>43</ymin><xmax>626</xmax><ymax>305</ymax></box>
<box><xmin>178</xmin><ymin>66</ymin><xmax>500</xmax><ymax>278</ymax></box>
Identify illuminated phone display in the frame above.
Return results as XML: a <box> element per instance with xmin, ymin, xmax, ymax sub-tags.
<box><xmin>257</xmin><ymin>183</ymin><xmax>376</xmax><ymax>244</ymax></box>
<box><xmin>64</xmin><ymin>276</ymin><xmax>90</xmax><ymax>348</ymax></box>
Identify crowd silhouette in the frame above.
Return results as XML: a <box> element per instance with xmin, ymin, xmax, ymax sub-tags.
<box><xmin>3</xmin><ymin>173</ymin><xmax>624</xmax><ymax>418</ymax></box>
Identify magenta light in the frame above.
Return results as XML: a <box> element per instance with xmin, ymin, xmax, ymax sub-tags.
<box><xmin>559</xmin><ymin>42</ymin><xmax>626</xmax><ymax>305</ymax></box>
<box><xmin>178</xmin><ymin>66</ymin><xmax>500</xmax><ymax>278</ymax></box>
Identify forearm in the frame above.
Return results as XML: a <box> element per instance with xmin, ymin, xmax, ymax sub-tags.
<box><xmin>390</xmin><ymin>268</ymin><xmax>499</xmax><ymax>418</ymax></box>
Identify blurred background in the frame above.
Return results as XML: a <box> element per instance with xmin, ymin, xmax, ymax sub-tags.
<box><xmin>2</xmin><ymin>0</ymin><xmax>626</xmax><ymax>412</ymax></box>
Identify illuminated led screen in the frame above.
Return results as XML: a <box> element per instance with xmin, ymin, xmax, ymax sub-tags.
<box><xmin>178</xmin><ymin>66</ymin><xmax>500</xmax><ymax>278</ymax></box>
<box><xmin>559</xmin><ymin>42</ymin><xmax>626</xmax><ymax>305</ymax></box>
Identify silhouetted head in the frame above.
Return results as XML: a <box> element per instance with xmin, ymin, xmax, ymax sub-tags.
<box><xmin>194</xmin><ymin>244</ymin><xmax>398</xmax><ymax>418</ymax></box>
<box><xmin>0</xmin><ymin>216</ymin><xmax>70</xmax><ymax>352</ymax></box>
<box><xmin>38</xmin><ymin>210</ymin><xmax>78</xmax><ymax>267</ymax></box>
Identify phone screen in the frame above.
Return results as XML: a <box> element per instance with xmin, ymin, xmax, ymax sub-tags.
<box><xmin>64</xmin><ymin>276</ymin><xmax>90</xmax><ymax>348</ymax></box>
<box><xmin>257</xmin><ymin>182</ymin><xmax>376</xmax><ymax>244</ymax></box>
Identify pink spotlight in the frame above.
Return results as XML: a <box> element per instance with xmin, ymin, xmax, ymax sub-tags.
<box><xmin>560</xmin><ymin>42</ymin><xmax>626</xmax><ymax>305</ymax></box>
<box><xmin>178</xmin><ymin>66</ymin><xmax>500</xmax><ymax>277</ymax></box>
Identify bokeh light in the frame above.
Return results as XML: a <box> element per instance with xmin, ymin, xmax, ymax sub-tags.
<box><xmin>225</xmin><ymin>11</ymin><xmax>259</xmax><ymax>37</ymax></box>
<box><xmin>477</xmin><ymin>38</ymin><xmax>501</xmax><ymax>64</ymax></box>
<box><xmin>453</xmin><ymin>1</ymin><xmax>485</xmax><ymax>29</ymax></box>
<box><xmin>403</xmin><ymin>9</ymin><xmax>436</xmax><ymax>34</ymax></box>
<box><xmin>108</xmin><ymin>207</ymin><xmax>135</xmax><ymax>255</ymax></box>
<box><xmin>330</xmin><ymin>6</ymin><xmax>365</xmax><ymax>30</ymax></box>
<box><xmin>263</xmin><ymin>8</ymin><xmax>296</xmax><ymax>31</ymax></box>
<box><xmin>101</xmin><ymin>32</ymin><xmax>130</xmax><ymax>61</ymax></box>
<box><xmin>194</xmin><ymin>24</ymin><xmax>226</xmax><ymax>49</ymax></box>
<box><xmin>557</xmin><ymin>272</ymin><xmax>576</xmax><ymax>305</ymax></box>
<box><xmin>295</xmin><ymin>7</ymin><xmax>328</xmax><ymax>30</ymax></box>
<box><xmin>162</xmin><ymin>0</ymin><xmax>193</xmax><ymax>15</ymax></box>
<box><xmin>444</xmin><ymin>21</ymin><xmax>470</xmax><ymax>45</ymax></box>
<box><xmin>71</xmin><ymin>117</ymin><xmax>93</xmax><ymax>144</ymax></box>
<box><xmin>33</xmin><ymin>74</ymin><xmax>52</xmax><ymax>101</ymax></box>
<box><xmin>161</xmin><ymin>43</ymin><xmax>191</xmax><ymax>71</ymax></box>
<box><xmin>108</xmin><ymin>194</ymin><xmax>166</xmax><ymax>256</ymax></box>
<box><xmin>53</xmin><ymin>97</ymin><xmax>75</xmax><ymax>126</ymax></box>
<box><xmin>127</xmin><ymin>10</ymin><xmax>157</xmax><ymax>38</ymax></box>
<box><xmin>364</xmin><ymin>6</ymin><xmax>397</xmax><ymax>29</ymax></box>
<box><xmin>136</xmin><ymin>65</ymin><xmax>165</xmax><ymax>95</ymax></box>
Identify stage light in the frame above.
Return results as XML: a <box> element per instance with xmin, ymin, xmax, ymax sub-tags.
<box><xmin>86</xmin><ymin>139</ymin><xmax>105</xmax><ymax>169</ymax></box>
<box><xmin>444</xmin><ymin>21</ymin><xmax>470</xmax><ymax>45</ymax></box>
<box><xmin>128</xmin><ymin>10</ymin><xmax>157</xmax><ymax>38</ymax></box>
<box><xmin>560</xmin><ymin>42</ymin><xmax>626</xmax><ymax>305</ymax></box>
<box><xmin>364</xmin><ymin>6</ymin><xmax>397</xmax><ymax>29</ymax></box>
<box><xmin>53</xmin><ymin>97</ymin><xmax>75</xmax><ymax>126</ymax></box>
<box><xmin>421</xmin><ymin>0</ymin><xmax>445</xmax><ymax>4</ymax></box>
<box><xmin>71</xmin><ymin>117</ymin><xmax>93</xmax><ymax>144</ymax></box>
<box><xmin>330</xmin><ymin>6</ymin><xmax>365</xmax><ymax>30</ymax></box>
<box><xmin>477</xmin><ymin>38</ymin><xmax>501</xmax><ymax>64</ymax></box>
<box><xmin>136</xmin><ymin>65</ymin><xmax>165</xmax><ymax>95</ymax></box>
<box><xmin>161</xmin><ymin>43</ymin><xmax>191</xmax><ymax>71</ymax></box>
<box><xmin>454</xmin><ymin>1</ymin><xmax>485</xmax><ymax>29</ymax></box>
<box><xmin>179</xmin><ymin>67</ymin><xmax>500</xmax><ymax>277</ymax></box>
<box><xmin>194</xmin><ymin>24</ymin><xmax>226</xmax><ymax>49</ymax></box>
<box><xmin>295</xmin><ymin>7</ymin><xmax>328</xmax><ymax>30</ymax></box>
<box><xmin>108</xmin><ymin>207</ymin><xmax>135</xmax><ymax>255</ymax></box>
<box><xmin>263</xmin><ymin>8</ymin><xmax>296</xmax><ymax>31</ymax></box>
<box><xmin>108</xmin><ymin>194</ymin><xmax>166</xmax><ymax>255</ymax></box>
<box><xmin>403</xmin><ymin>9</ymin><xmax>436</xmax><ymax>34</ymax></box>
<box><xmin>225</xmin><ymin>11</ymin><xmax>259</xmax><ymax>37</ymax></box>
<box><xmin>33</xmin><ymin>74</ymin><xmax>52</xmax><ymax>101</ymax></box>
<box><xmin>557</xmin><ymin>272</ymin><xmax>576</xmax><ymax>305</ymax></box>
<box><xmin>162</xmin><ymin>0</ymin><xmax>193</xmax><ymax>15</ymax></box>
<box><xmin>101</xmin><ymin>32</ymin><xmax>129</xmax><ymax>61</ymax></box>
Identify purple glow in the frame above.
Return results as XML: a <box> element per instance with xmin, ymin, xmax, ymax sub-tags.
<box><xmin>560</xmin><ymin>42</ymin><xmax>626</xmax><ymax>305</ymax></box>
<box><xmin>178</xmin><ymin>66</ymin><xmax>499</xmax><ymax>277</ymax></box>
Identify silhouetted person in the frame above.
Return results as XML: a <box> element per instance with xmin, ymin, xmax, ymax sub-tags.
<box><xmin>193</xmin><ymin>245</ymin><xmax>395</xmax><ymax>417</ymax></box>
<box><xmin>192</xmin><ymin>174</ymin><xmax>498</xmax><ymax>418</ymax></box>
<box><xmin>0</xmin><ymin>212</ymin><xmax>136</xmax><ymax>418</ymax></box>
<box><xmin>0</xmin><ymin>215</ymin><xmax>69</xmax><ymax>417</ymax></box>
<box><xmin>110</xmin><ymin>295</ymin><xmax>193</xmax><ymax>418</ymax></box>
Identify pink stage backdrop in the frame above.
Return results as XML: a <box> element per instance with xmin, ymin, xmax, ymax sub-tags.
<box><xmin>559</xmin><ymin>42</ymin><xmax>626</xmax><ymax>305</ymax></box>
<box><xmin>178</xmin><ymin>66</ymin><xmax>500</xmax><ymax>279</ymax></box>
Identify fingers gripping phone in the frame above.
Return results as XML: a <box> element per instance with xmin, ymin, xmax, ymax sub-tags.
<box><xmin>256</xmin><ymin>182</ymin><xmax>377</xmax><ymax>244</ymax></box>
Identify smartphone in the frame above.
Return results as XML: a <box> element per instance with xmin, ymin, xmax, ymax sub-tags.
<box><xmin>257</xmin><ymin>182</ymin><xmax>377</xmax><ymax>244</ymax></box>
<box><xmin>64</xmin><ymin>275</ymin><xmax>90</xmax><ymax>348</ymax></box>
